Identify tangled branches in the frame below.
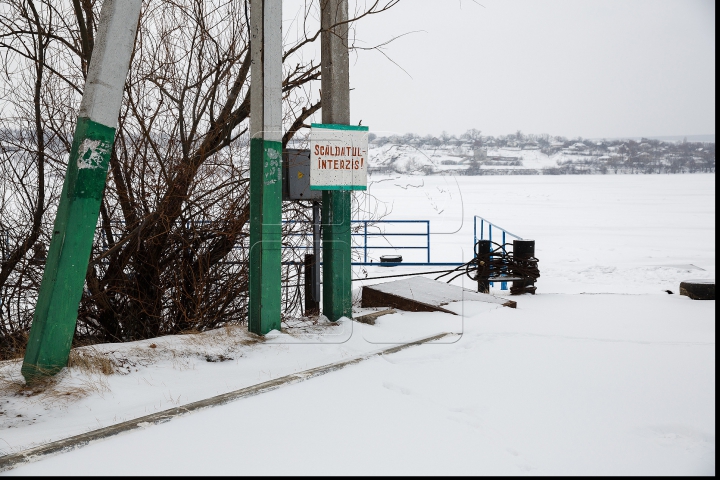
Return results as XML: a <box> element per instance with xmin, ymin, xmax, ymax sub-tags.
<box><xmin>0</xmin><ymin>0</ymin><xmax>400</xmax><ymax>358</ymax></box>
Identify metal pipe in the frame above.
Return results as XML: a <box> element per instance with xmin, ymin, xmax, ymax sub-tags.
<box><xmin>312</xmin><ymin>200</ymin><xmax>321</xmax><ymax>306</ymax></box>
<box><xmin>426</xmin><ymin>221</ymin><xmax>431</xmax><ymax>263</ymax></box>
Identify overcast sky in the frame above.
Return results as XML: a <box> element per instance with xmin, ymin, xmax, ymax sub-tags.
<box><xmin>342</xmin><ymin>0</ymin><xmax>715</xmax><ymax>139</ymax></box>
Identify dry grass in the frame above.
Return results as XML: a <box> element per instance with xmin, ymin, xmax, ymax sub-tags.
<box><xmin>0</xmin><ymin>325</ymin><xmax>267</xmax><ymax>408</ymax></box>
<box><xmin>0</xmin><ymin>358</ymin><xmax>110</xmax><ymax>405</ymax></box>
<box><xmin>67</xmin><ymin>348</ymin><xmax>117</xmax><ymax>375</ymax></box>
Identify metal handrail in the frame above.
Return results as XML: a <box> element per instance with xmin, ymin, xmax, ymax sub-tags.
<box><xmin>473</xmin><ymin>215</ymin><xmax>523</xmax><ymax>247</ymax></box>
<box><xmin>95</xmin><ymin>219</ymin><xmax>462</xmax><ymax>267</ymax></box>
<box><xmin>473</xmin><ymin>216</ymin><xmax>524</xmax><ymax>290</ymax></box>
<box><xmin>351</xmin><ymin>219</ymin><xmax>430</xmax><ymax>264</ymax></box>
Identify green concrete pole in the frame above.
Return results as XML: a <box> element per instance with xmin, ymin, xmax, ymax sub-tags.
<box><xmin>248</xmin><ymin>0</ymin><xmax>283</xmax><ymax>335</ymax></box>
<box><xmin>320</xmin><ymin>0</ymin><xmax>352</xmax><ymax>321</ymax></box>
<box><xmin>22</xmin><ymin>0</ymin><xmax>143</xmax><ymax>382</ymax></box>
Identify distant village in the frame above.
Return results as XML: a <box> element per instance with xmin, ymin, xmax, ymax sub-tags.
<box><xmin>367</xmin><ymin>131</ymin><xmax>716</xmax><ymax>176</ymax></box>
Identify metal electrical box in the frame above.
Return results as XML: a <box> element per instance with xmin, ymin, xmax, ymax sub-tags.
<box><xmin>282</xmin><ymin>149</ymin><xmax>322</xmax><ymax>201</ymax></box>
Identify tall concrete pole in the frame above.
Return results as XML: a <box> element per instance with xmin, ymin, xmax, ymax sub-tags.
<box><xmin>248</xmin><ymin>0</ymin><xmax>282</xmax><ymax>335</ymax></box>
<box><xmin>22</xmin><ymin>0</ymin><xmax>143</xmax><ymax>382</ymax></box>
<box><xmin>320</xmin><ymin>0</ymin><xmax>352</xmax><ymax>321</ymax></box>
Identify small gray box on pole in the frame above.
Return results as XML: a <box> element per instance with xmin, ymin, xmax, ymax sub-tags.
<box><xmin>282</xmin><ymin>149</ymin><xmax>322</xmax><ymax>201</ymax></box>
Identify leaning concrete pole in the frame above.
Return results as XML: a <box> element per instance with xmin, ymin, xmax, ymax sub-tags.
<box><xmin>248</xmin><ymin>0</ymin><xmax>282</xmax><ymax>335</ymax></box>
<box><xmin>321</xmin><ymin>0</ymin><xmax>352</xmax><ymax>321</ymax></box>
<box><xmin>22</xmin><ymin>0</ymin><xmax>142</xmax><ymax>382</ymax></box>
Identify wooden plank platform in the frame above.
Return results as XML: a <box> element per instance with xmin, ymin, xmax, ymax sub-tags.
<box><xmin>361</xmin><ymin>277</ymin><xmax>517</xmax><ymax>314</ymax></box>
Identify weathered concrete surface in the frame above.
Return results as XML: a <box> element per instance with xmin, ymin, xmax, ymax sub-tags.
<box><xmin>362</xmin><ymin>276</ymin><xmax>517</xmax><ymax>313</ymax></box>
<box><xmin>679</xmin><ymin>279</ymin><xmax>715</xmax><ymax>300</ymax></box>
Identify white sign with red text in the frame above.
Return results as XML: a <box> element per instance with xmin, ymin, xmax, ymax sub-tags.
<box><xmin>310</xmin><ymin>123</ymin><xmax>369</xmax><ymax>190</ymax></box>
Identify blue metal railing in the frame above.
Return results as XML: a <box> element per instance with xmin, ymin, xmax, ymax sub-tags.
<box><xmin>352</xmin><ymin>220</ymin><xmax>467</xmax><ymax>266</ymax></box>
<box><xmin>96</xmin><ymin>219</ymin><xmax>465</xmax><ymax>268</ymax></box>
<box><xmin>286</xmin><ymin>219</ymin><xmax>460</xmax><ymax>266</ymax></box>
<box><xmin>353</xmin><ymin>220</ymin><xmax>433</xmax><ymax>266</ymax></box>
<box><xmin>473</xmin><ymin>216</ymin><xmax>523</xmax><ymax>290</ymax></box>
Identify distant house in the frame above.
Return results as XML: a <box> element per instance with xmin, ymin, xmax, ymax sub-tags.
<box><xmin>547</xmin><ymin>141</ymin><xmax>565</xmax><ymax>153</ymax></box>
<box><xmin>523</xmin><ymin>141</ymin><xmax>539</xmax><ymax>150</ymax></box>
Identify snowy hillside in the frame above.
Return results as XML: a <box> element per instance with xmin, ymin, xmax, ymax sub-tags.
<box><xmin>367</xmin><ymin>137</ymin><xmax>715</xmax><ymax>175</ymax></box>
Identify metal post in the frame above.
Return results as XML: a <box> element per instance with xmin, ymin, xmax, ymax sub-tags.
<box><xmin>476</xmin><ymin>239</ymin><xmax>491</xmax><ymax>293</ymax></box>
<box><xmin>312</xmin><ymin>200</ymin><xmax>321</xmax><ymax>308</ymax></box>
<box><xmin>512</xmin><ymin>239</ymin><xmax>536</xmax><ymax>295</ymax></box>
<box><xmin>473</xmin><ymin>217</ymin><xmax>477</xmax><ymax>258</ymax></box>
<box><xmin>363</xmin><ymin>221</ymin><xmax>368</xmax><ymax>263</ymax></box>
<box><xmin>248</xmin><ymin>0</ymin><xmax>282</xmax><ymax>335</ymax></box>
<box><xmin>304</xmin><ymin>254</ymin><xmax>319</xmax><ymax>316</ymax></box>
<box><xmin>321</xmin><ymin>0</ymin><xmax>352</xmax><ymax>321</ymax></box>
<box><xmin>488</xmin><ymin>225</ymin><xmax>493</xmax><ymax>288</ymax></box>
<box><xmin>501</xmin><ymin>231</ymin><xmax>507</xmax><ymax>290</ymax></box>
<box><xmin>21</xmin><ymin>0</ymin><xmax>142</xmax><ymax>382</ymax></box>
<box><xmin>426</xmin><ymin>221</ymin><xmax>431</xmax><ymax>263</ymax></box>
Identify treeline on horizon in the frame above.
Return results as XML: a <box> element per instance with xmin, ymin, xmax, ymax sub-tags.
<box><xmin>366</xmin><ymin>129</ymin><xmax>715</xmax><ymax>176</ymax></box>
<box><xmin>368</xmin><ymin>129</ymin><xmax>715</xmax><ymax>150</ymax></box>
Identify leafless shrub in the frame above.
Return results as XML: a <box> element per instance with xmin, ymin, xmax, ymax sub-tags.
<box><xmin>0</xmin><ymin>0</ymin><xmax>399</xmax><ymax>358</ymax></box>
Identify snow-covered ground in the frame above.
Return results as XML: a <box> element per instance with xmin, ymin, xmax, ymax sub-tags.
<box><xmin>1</xmin><ymin>174</ymin><xmax>715</xmax><ymax>475</ymax></box>
<box><xmin>369</xmin><ymin>144</ymin><xmax>564</xmax><ymax>172</ymax></box>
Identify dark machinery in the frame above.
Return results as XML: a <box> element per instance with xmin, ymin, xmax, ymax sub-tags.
<box><xmin>436</xmin><ymin>239</ymin><xmax>540</xmax><ymax>295</ymax></box>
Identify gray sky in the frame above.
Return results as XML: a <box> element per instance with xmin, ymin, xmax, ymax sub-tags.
<box><xmin>345</xmin><ymin>0</ymin><xmax>715</xmax><ymax>139</ymax></box>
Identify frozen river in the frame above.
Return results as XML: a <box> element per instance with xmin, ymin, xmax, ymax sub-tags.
<box><xmin>2</xmin><ymin>173</ymin><xmax>715</xmax><ymax>475</ymax></box>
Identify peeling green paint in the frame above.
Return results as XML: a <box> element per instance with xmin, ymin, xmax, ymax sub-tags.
<box><xmin>248</xmin><ymin>138</ymin><xmax>282</xmax><ymax>335</ymax></box>
<box><xmin>22</xmin><ymin>117</ymin><xmax>115</xmax><ymax>381</ymax></box>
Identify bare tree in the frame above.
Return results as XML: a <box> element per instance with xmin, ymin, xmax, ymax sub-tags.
<box><xmin>0</xmin><ymin>0</ymin><xmax>399</xmax><ymax>355</ymax></box>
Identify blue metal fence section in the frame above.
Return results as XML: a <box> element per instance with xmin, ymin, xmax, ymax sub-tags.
<box><xmin>473</xmin><ymin>215</ymin><xmax>523</xmax><ymax>248</ymax></box>
<box><xmin>98</xmin><ymin>218</ymin><xmax>520</xmax><ymax>270</ymax></box>
<box><xmin>353</xmin><ymin>220</ymin><xmax>429</xmax><ymax>264</ymax></box>
<box><xmin>286</xmin><ymin>220</ymin><xmax>461</xmax><ymax>266</ymax></box>
<box><xmin>350</xmin><ymin>220</ymin><xmax>461</xmax><ymax>266</ymax></box>
<box><xmin>473</xmin><ymin>216</ymin><xmax>523</xmax><ymax>290</ymax></box>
